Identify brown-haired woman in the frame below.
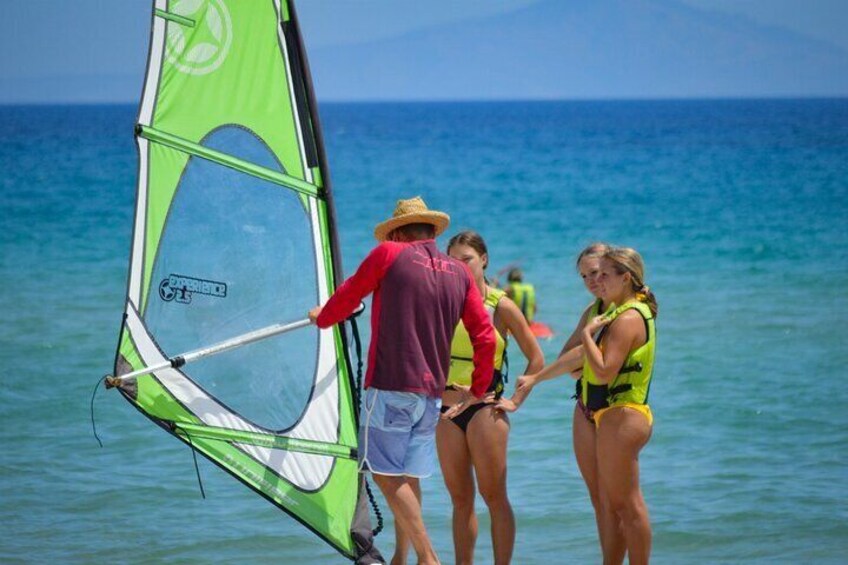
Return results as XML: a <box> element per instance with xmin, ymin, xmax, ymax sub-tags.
<box><xmin>435</xmin><ymin>230</ymin><xmax>544</xmax><ymax>565</ymax></box>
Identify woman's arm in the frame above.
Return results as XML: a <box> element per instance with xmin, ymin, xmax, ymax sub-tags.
<box><xmin>498</xmin><ymin>297</ymin><xmax>545</xmax><ymax>375</ymax></box>
<box><xmin>496</xmin><ymin>302</ymin><xmax>598</xmax><ymax>412</ymax></box>
<box><xmin>581</xmin><ymin>310</ymin><xmax>642</xmax><ymax>383</ymax></box>
<box><xmin>496</xmin><ymin>345</ymin><xmax>584</xmax><ymax>413</ymax></box>
<box><xmin>560</xmin><ymin>302</ymin><xmax>593</xmax><ymax>355</ymax></box>
<box><xmin>493</xmin><ymin>298</ymin><xmax>544</xmax><ymax>410</ymax></box>
<box><xmin>560</xmin><ymin>301</ymin><xmax>596</xmax><ymax>380</ymax></box>
<box><xmin>525</xmin><ymin>345</ymin><xmax>584</xmax><ymax>386</ymax></box>
<box><xmin>524</xmin><ymin>301</ymin><xmax>597</xmax><ymax>386</ymax></box>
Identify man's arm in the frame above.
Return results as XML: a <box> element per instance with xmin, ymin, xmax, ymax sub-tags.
<box><xmin>314</xmin><ymin>243</ymin><xmax>398</xmax><ymax>328</ymax></box>
<box><xmin>459</xmin><ymin>270</ymin><xmax>496</xmax><ymax>398</ymax></box>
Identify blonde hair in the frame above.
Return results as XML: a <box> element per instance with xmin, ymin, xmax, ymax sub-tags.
<box><xmin>576</xmin><ymin>242</ymin><xmax>611</xmax><ymax>268</ymax></box>
<box><xmin>603</xmin><ymin>246</ymin><xmax>658</xmax><ymax>317</ymax></box>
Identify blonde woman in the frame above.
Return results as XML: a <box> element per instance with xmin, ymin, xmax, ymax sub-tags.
<box><xmin>509</xmin><ymin>246</ymin><xmax>657</xmax><ymax>565</ymax></box>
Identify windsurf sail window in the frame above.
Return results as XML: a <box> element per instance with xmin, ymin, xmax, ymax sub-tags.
<box><xmin>108</xmin><ymin>1</ymin><xmax>380</xmax><ymax>560</ymax></box>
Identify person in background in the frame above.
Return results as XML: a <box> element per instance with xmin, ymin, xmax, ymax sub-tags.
<box><xmin>309</xmin><ymin>197</ymin><xmax>496</xmax><ymax>565</ymax></box>
<box><xmin>504</xmin><ymin>268</ymin><xmax>536</xmax><ymax>323</ymax></box>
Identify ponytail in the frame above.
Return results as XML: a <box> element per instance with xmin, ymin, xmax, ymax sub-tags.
<box><xmin>603</xmin><ymin>247</ymin><xmax>658</xmax><ymax>318</ymax></box>
<box><xmin>634</xmin><ymin>283</ymin><xmax>658</xmax><ymax>318</ymax></box>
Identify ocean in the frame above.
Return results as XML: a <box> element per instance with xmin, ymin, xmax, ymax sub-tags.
<box><xmin>1</xmin><ymin>99</ymin><xmax>846</xmax><ymax>564</ymax></box>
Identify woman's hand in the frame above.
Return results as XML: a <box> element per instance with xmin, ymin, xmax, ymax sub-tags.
<box><xmin>515</xmin><ymin>374</ymin><xmax>537</xmax><ymax>396</ymax></box>
<box><xmin>494</xmin><ymin>396</ymin><xmax>520</xmax><ymax>413</ymax></box>
<box><xmin>440</xmin><ymin>386</ymin><xmax>494</xmax><ymax>420</ymax></box>
<box><xmin>503</xmin><ymin>374</ymin><xmax>538</xmax><ymax>411</ymax></box>
<box><xmin>584</xmin><ymin>314</ymin><xmax>612</xmax><ymax>335</ymax></box>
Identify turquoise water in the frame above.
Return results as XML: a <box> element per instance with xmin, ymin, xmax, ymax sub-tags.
<box><xmin>1</xmin><ymin>100</ymin><xmax>847</xmax><ymax>563</ymax></box>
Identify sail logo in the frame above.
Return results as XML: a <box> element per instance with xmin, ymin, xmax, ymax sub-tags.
<box><xmin>159</xmin><ymin>274</ymin><xmax>227</xmax><ymax>304</ymax></box>
<box><xmin>165</xmin><ymin>0</ymin><xmax>233</xmax><ymax>76</ymax></box>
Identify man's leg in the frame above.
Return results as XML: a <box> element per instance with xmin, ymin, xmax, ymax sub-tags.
<box><xmin>359</xmin><ymin>391</ymin><xmax>440</xmax><ymax>564</ymax></box>
<box><xmin>372</xmin><ymin>474</ymin><xmax>439</xmax><ymax>565</ymax></box>
<box><xmin>388</xmin><ymin>477</ymin><xmax>421</xmax><ymax>565</ymax></box>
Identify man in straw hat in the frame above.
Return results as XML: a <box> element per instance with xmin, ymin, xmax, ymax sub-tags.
<box><xmin>310</xmin><ymin>196</ymin><xmax>496</xmax><ymax>565</ymax></box>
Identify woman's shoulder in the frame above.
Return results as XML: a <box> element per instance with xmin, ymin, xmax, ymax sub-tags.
<box><xmin>486</xmin><ymin>286</ymin><xmax>508</xmax><ymax>304</ymax></box>
<box><xmin>492</xmin><ymin>289</ymin><xmax>523</xmax><ymax>319</ymax></box>
<box><xmin>612</xmin><ymin>308</ymin><xmax>643</xmax><ymax>323</ymax></box>
<box><xmin>607</xmin><ymin>308</ymin><xmax>648</xmax><ymax>344</ymax></box>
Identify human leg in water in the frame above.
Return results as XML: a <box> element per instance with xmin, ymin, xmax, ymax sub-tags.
<box><xmin>572</xmin><ymin>404</ymin><xmax>625</xmax><ymax>562</ymax></box>
<box><xmin>387</xmin><ymin>476</ymin><xmax>423</xmax><ymax>565</ymax></box>
<box><xmin>436</xmin><ymin>415</ymin><xmax>478</xmax><ymax>564</ymax></box>
<box><xmin>466</xmin><ymin>406</ymin><xmax>514</xmax><ymax>565</ymax></box>
<box><xmin>372</xmin><ymin>474</ymin><xmax>440</xmax><ymax>565</ymax></box>
<box><xmin>596</xmin><ymin>407</ymin><xmax>652</xmax><ymax>565</ymax></box>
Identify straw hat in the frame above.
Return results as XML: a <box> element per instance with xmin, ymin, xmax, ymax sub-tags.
<box><xmin>373</xmin><ymin>196</ymin><xmax>450</xmax><ymax>241</ymax></box>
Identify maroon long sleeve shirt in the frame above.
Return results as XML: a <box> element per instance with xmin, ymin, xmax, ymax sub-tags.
<box><xmin>316</xmin><ymin>239</ymin><xmax>496</xmax><ymax>398</ymax></box>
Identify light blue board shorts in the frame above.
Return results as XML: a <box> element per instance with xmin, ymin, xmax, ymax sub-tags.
<box><xmin>359</xmin><ymin>388</ymin><xmax>441</xmax><ymax>478</ymax></box>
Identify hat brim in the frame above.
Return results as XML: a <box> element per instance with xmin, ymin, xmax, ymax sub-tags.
<box><xmin>373</xmin><ymin>211</ymin><xmax>450</xmax><ymax>242</ymax></box>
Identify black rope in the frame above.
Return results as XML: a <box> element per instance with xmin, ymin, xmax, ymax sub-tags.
<box><xmin>364</xmin><ymin>475</ymin><xmax>384</xmax><ymax>536</ymax></box>
<box><xmin>350</xmin><ymin>316</ymin><xmax>364</xmax><ymax>412</ymax></box>
<box><xmin>349</xmin><ymin>317</ymin><xmax>383</xmax><ymax>537</ymax></box>
<box><xmin>176</xmin><ymin>425</ymin><xmax>206</xmax><ymax>499</ymax></box>
<box><xmin>90</xmin><ymin>377</ymin><xmax>104</xmax><ymax>448</ymax></box>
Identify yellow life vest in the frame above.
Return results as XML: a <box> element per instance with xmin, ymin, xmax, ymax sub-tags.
<box><xmin>447</xmin><ymin>288</ymin><xmax>507</xmax><ymax>392</ymax></box>
<box><xmin>581</xmin><ymin>300</ymin><xmax>656</xmax><ymax>408</ymax></box>
<box><xmin>508</xmin><ymin>282</ymin><xmax>536</xmax><ymax>322</ymax></box>
<box><xmin>575</xmin><ymin>299</ymin><xmax>604</xmax><ymax>405</ymax></box>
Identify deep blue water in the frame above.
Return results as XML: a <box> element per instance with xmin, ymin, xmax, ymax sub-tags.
<box><xmin>1</xmin><ymin>99</ymin><xmax>847</xmax><ymax>564</ymax></box>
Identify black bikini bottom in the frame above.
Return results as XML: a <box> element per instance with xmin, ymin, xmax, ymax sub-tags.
<box><xmin>440</xmin><ymin>402</ymin><xmax>489</xmax><ymax>434</ymax></box>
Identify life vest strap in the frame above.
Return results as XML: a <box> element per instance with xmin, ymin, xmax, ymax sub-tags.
<box><xmin>607</xmin><ymin>363</ymin><xmax>643</xmax><ymax>403</ymax></box>
<box><xmin>618</xmin><ymin>362</ymin><xmax>643</xmax><ymax>375</ymax></box>
<box><xmin>608</xmin><ymin>383</ymin><xmax>633</xmax><ymax>397</ymax></box>
<box><xmin>585</xmin><ymin>382</ymin><xmax>610</xmax><ymax>411</ymax></box>
<box><xmin>446</xmin><ymin>369</ymin><xmax>505</xmax><ymax>396</ymax></box>
<box><xmin>450</xmin><ymin>355</ymin><xmax>474</xmax><ymax>362</ymax></box>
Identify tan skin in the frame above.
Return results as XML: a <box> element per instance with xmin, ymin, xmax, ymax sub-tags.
<box><xmin>499</xmin><ymin>255</ymin><xmax>634</xmax><ymax>564</ymax></box>
<box><xmin>308</xmin><ymin>227</ymin><xmax>441</xmax><ymax>565</ymax></box>
<box><xmin>548</xmin><ymin>255</ymin><xmax>627</xmax><ymax>563</ymax></box>
<box><xmin>581</xmin><ymin>259</ymin><xmax>652</xmax><ymax>565</ymax></box>
<box><xmin>391</xmin><ymin>243</ymin><xmax>544</xmax><ymax>565</ymax></box>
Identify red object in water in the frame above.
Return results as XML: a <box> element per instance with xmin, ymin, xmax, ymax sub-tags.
<box><xmin>529</xmin><ymin>321</ymin><xmax>554</xmax><ymax>339</ymax></box>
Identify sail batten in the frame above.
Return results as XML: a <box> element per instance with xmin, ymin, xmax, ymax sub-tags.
<box><xmin>154</xmin><ymin>8</ymin><xmax>196</xmax><ymax>27</ymax></box>
<box><xmin>172</xmin><ymin>422</ymin><xmax>357</xmax><ymax>459</ymax></box>
<box><xmin>110</xmin><ymin>1</ymin><xmax>377</xmax><ymax>560</ymax></box>
<box><xmin>138</xmin><ymin>125</ymin><xmax>323</xmax><ymax>196</ymax></box>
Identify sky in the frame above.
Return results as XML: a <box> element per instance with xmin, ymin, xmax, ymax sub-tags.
<box><xmin>0</xmin><ymin>0</ymin><xmax>846</xmax><ymax>103</ymax></box>
<box><xmin>295</xmin><ymin>0</ymin><xmax>848</xmax><ymax>52</ymax></box>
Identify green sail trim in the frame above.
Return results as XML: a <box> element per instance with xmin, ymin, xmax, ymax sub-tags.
<box><xmin>138</xmin><ymin>125</ymin><xmax>322</xmax><ymax>198</ymax></box>
<box><xmin>172</xmin><ymin>421</ymin><xmax>357</xmax><ymax>459</ymax></box>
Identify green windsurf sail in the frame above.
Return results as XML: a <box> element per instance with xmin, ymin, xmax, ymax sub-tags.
<box><xmin>107</xmin><ymin>1</ymin><xmax>383</xmax><ymax>561</ymax></box>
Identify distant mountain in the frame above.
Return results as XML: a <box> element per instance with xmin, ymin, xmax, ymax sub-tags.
<box><xmin>308</xmin><ymin>0</ymin><xmax>848</xmax><ymax>100</ymax></box>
